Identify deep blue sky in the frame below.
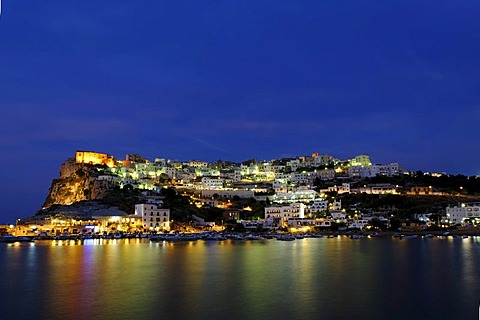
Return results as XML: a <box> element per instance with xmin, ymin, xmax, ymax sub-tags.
<box><xmin>1</xmin><ymin>1</ymin><xmax>479</xmax><ymax>223</ymax></box>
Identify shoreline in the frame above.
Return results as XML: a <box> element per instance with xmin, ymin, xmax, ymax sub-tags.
<box><xmin>4</xmin><ymin>228</ymin><xmax>480</xmax><ymax>243</ymax></box>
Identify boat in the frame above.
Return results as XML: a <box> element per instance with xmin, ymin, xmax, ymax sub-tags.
<box><xmin>149</xmin><ymin>234</ymin><xmax>167</xmax><ymax>242</ymax></box>
<box><xmin>350</xmin><ymin>234</ymin><xmax>365</xmax><ymax>239</ymax></box>
<box><xmin>148</xmin><ymin>235</ymin><xmax>163</xmax><ymax>242</ymax></box>
<box><xmin>202</xmin><ymin>233</ymin><xmax>226</xmax><ymax>241</ymax></box>
<box><xmin>226</xmin><ymin>233</ymin><xmax>244</xmax><ymax>240</ymax></box>
<box><xmin>245</xmin><ymin>234</ymin><xmax>264</xmax><ymax>240</ymax></box>
<box><xmin>0</xmin><ymin>235</ymin><xmax>34</xmax><ymax>243</ymax></box>
<box><xmin>400</xmin><ymin>234</ymin><xmax>418</xmax><ymax>239</ymax></box>
<box><xmin>276</xmin><ymin>234</ymin><xmax>295</xmax><ymax>241</ymax></box>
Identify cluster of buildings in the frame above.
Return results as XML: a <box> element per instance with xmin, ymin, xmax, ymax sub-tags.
<box><xmin>76</xmin><ymin>150</ymin><xmax>404</xmax><ymax>197</ymax></box>
<box><xmin>75</xmin><ymin>150</ymin><xmax>402</xmax><ymax>190</ymax></box>
<box><xmin>244</xmin><ymin>200</ymin><xmax>384</xmax><ymax>231</ymax></box>
<box><xmin>10</xmin><ymin>150</ymin><xmax>472</xmax><ymax>236</ymax></box>
<box><xmin>12</xmin><ymin>202</ymin><xmax>172</xmax><ymax>237</ymax></box>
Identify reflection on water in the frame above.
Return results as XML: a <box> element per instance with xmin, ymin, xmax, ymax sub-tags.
<box><xmin>1</xmin><ymin>238</ymin><xmax>480</xmax><ymax>320</ymax></box>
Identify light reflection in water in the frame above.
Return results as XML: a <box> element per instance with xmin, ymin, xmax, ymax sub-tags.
<box><xmin>1</xmin><ymin>238</ymin><xmax>480</xmax><ymax>320</ymax></box>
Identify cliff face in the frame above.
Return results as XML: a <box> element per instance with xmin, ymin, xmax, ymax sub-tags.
<box><xmin>42</xmin><ymin>159</ymin><xmax>115</xmax><ymax>208</ymax></box>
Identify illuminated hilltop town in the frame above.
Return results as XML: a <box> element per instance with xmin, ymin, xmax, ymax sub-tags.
<box><xmin>7</xmin><ymin>150</ymin><xmax>480</xmax><ymax>238</ymax></box>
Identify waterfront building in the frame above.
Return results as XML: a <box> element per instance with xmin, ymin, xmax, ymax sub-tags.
<box><xmin>264</xmin><ymin>203</ymin><xmax>305</xmax><ymax>228</ymax></box>
<box><xmin>135</xmin><ymin>204</ymin><xmax>170</xmax><ymax>232</ymax></box>
<box><xmin>446</xmin><ymin>202</ymin><xmax>480</xmax><ymax>224</ymax></box>
<box><xmin>15</xmin><ymin>215</ymin><xmax>102</xmax><ymax>236</ymax></box>
<box><xmin>287</xmin><ymin>217</ymin><xmax>333</xmax><ymax>230</ymax></box>
<box><xmin>92</xmin><ymin>215</ymin><xmax>143</xmax><ymax>234</ymax></box>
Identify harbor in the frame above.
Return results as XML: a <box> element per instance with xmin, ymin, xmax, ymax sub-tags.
<box><xmin>1</xmin><ymin>234</ymin><xmax>479</xmax><ymax>320</ymax></box>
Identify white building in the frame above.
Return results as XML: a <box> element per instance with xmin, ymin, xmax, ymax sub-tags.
<box><xmin>186</xmin><ymin>160</ymin><xmax>208</xmax><ymax>168</ymax></box>
<box><xmin>272</xmin><ymin>181</ymin><xmax>288</xmax><ymax>194</ymax></box>
<box><xmin>348</xmin><ymin>163</ymin><xmax>402</xmax><ymax>178</ymax></box>
<box><xmin>329</xmin><ymin>199</ymin><xmax>342</xmax><ymax>211</ymax></box>
<box><xmin>272</xmin><ymin>189</ymin><xmax>318</xmax><ymax>204</ymax></box>
<box><xmin>195</xmin><ymin>168</ymin><xmax>220</xmax><ymax>177</ymax></box>
<box><xmin>446</xmin><ymin>203</ymin><xmax>480</xmax><ymax>224</ymax></box>
<box><xmin>201</xmin><ymin>177</ymin><xmax>224</xmax><ymax>189</ymax></box>
<box><xmin>350</xmin><ymin>155</ymin><xmax>372</xmax><ymax>167</ymax></box>
<box><xmin>159</xmin><ymin>166</ymin><xmax>176</xmax><ymax>179</ymax></box>
<box><xmin>274</xmin><ymin>173</ymin><xmax>291</xmax><ymax>182</ymax></box>
<box><xmin>355</xmin><ymin>184</ymin><xmax>398</xmax><ymax>195</ymax></box>
<box><xmin>232</xmin><ymin>169</ymin><xmax>242</xmax><ymax>182</ymax></box>
<box><xmin>312</xmin><ymin>154</ymin><xmax>335</xmax><ymax>166</ymax></box>
<box><xmin>286</xmin><ymin>159</ymin><xmax>301</xmax><ymax>171</ymax></box>
<box><xmin>330</xmin><ymin>211</ymin><xmax>347</xmax><ymax>221</ymax></box>
<box><xmin>320</xmin><ymin>183</ymin><xmax>350</xmax><ymax>194</ymax></box>
<box><xmin>290</xmin><ymin>172</ymin><xmax>318</xmax><ymax>185</ymax></box>
<box><xmin>317</xmin><ymin>169</ymin><xmax>335</xmax><ymax>180</ymax></box>
<box><xmin>264</xmin><ymin>203</ymin><xmax>305</xmax><ymax>228</ymax></box>
<box><xmin>348</xmin><ymin>219</ymin><xmax>369</xmax><ymax>230</ymax></box>
<box><xmin>135</xmin><ymin>204</ymin><xmax>170</xmax><ymax>232</ymax></box>
<box><xmin>306</xmin><ymin>200</ymin><xmax>328</xmax><ymax>215</ymax></box>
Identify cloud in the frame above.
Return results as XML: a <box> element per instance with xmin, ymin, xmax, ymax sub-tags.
<box><xmin>192</xmin><ymin>138</ymin><xmax>233</xmax><ymax>155</ymax></box>
<box><xmin>0</xmin><ymin>106</ymin><xmax>129</xmax><ymax>146</ymax></box>
<box><xmin>224</xmin><ymin>120</ymin><xmax>283</xmax><ymax>133</ymax></box>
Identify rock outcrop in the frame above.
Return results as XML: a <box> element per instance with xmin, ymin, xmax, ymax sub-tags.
<box><xmin>42</xmin><ymin>159</ymin><xmax>115</xmax><ymax>208</ymax></box>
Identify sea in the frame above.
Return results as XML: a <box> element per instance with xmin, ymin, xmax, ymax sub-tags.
<box><xmin>1</xmin><ymin>236</ymin><xmax>479</xmax><ymax>320</ymax></box>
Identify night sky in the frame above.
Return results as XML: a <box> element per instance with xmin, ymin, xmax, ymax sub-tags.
<box><xmin>1</xmin><ymin>1</ymin><xmax>479</xmax><ymax>223</ymax></box>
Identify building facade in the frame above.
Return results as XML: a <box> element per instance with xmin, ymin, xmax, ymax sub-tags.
<box><xmin>264</xmin><ymin>203</ymin><xmax>305</xmax><ymax>228</ymax></box>
<box><xmin>446</xmin><ymin>203</ymin><xmax>480</xmax><ymax>224</ymax></box>
<box><xmin>135</xmin><ymin>204</ymin><xmax>170</xmax><ymax>232</ymax></box>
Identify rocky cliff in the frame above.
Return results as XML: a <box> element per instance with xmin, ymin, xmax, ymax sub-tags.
<box><xmin>42</xmin><ymin>159</ymin><xmax>115</xmax><ymax>208</ymax></box>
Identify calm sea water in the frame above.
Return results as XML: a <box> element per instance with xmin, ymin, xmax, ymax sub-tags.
<box><xmin>1</xmin><ymin>237</ymin><xmax>479</xmax><ymax>320</ymax></box>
